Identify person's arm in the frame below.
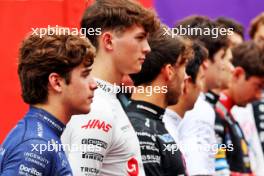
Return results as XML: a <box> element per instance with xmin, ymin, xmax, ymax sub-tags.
<box><xmin>61</xmin><ymin>112</ymin><xmax>114</xmax><ymax>176</ymax></box>
<box><xmin>1</xmin><ymin>139</ymin><xmax>53</xmax><ymax>176</ymax></box>
<box><xmin>232</xmin><ymin>104</ymin><xmax>264</xmax><ymax>175</ymax></box>
<box><xmin>177</xmin><ymin>108</ymin><xmax>216</xmax><ymax>175</ymax></box>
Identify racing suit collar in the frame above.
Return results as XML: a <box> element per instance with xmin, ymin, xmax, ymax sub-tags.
<box><xmin>27</xmin><ymin>106</ymin><xmax>66</xmax><ymax>137</ymax></box>
<box><xmin>165</xmin><ymin>108</ymin><xmax>182</xmax><ymax>121</ymax></box>
<box><xmin>95</xmin><ymin>78</ymin><xmax>121</xmax><ymax>96</ymax></box>
<box><xmin>205</xmin><ymin>90</ymin><xmax>219</xmax><ymax>106</ymax></box>
<box><xmin>129</xmin><ymin>100</ymin><xmax>165</xmax><ymax>121</ymax></box>
<box><xmin>218</xmin><ymin>92</ymin><xmax>235</xmax><ymax>112</ymax></box>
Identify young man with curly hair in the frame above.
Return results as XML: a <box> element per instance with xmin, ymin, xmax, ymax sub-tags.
<box><xmin>0</xmin><ymin>28</ymin><xmax>97</xmax><ymax>175</ymax></box>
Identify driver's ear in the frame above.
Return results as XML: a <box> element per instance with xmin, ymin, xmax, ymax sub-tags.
<box><xmin>161</xmin><ymin>64</ymin><xmax>174</xmax><ymax>82</ymax></box>
<box><xmin>183</xmin><ymin>76</ymin><xmax>192</xmax><ymax>95</ymax></box>
<box><xmin>48</xmin><ymin>73</ymin><xmax>64</xmax><ymax>93</ymax></box>
<box><xmin>233</xmin><ymin>66</ymin><xmax>245</xmax><ymax>80</ymax></box>
<box><xmin>101</xmin><ymin>32</ymin><xmax>113</xmax><ymax>51</ymax></box>
<box><xmin>201</xmin><ymin>59</ymin><xmax>209</xmax><ymax>70</ymax></box>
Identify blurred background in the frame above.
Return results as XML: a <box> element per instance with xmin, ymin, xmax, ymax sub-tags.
<box><xmin>0</xmin><ymin>0</ymin><xmax>263</xmax><ymax>143</ymax></box>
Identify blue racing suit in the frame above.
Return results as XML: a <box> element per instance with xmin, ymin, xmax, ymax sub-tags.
<box><xmin>0</xmin><ymin>106</ymin><xmax>72</xmax><ymax>176</ymax></box>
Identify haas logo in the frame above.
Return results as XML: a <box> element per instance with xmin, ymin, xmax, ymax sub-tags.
<box><xmin>127</xmin><ymin>157</ymin><xmax>139</xmax><ymax>176</ymax></box>
<box><xmin>81</xmin><ymin>119</ymin><xmax>112</xmax><ymax>132</ymax></box>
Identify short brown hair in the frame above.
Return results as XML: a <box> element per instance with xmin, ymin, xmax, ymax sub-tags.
<box><xmin>232</xmin><ymin>41</ymin><xmax>264</xmax><ymax>79</ymax></box>
<box><xmin>81</xmin><ymin>0</ymin><xmax>160</xmax><ymax>48</ymax></box>
<box><xmin>18</xmin><ymin>27</ymin><xmax>95</xmax><ymax>105</ymax></box>
<box><xmin>249</xmin><ymin>12</ymin><xmax>264</xmax><ymax>39</ymax></box>
<box><xmin>216</xmin><ymin>17</ymin><xmax>244</xmax><ymax>39</ymax></box>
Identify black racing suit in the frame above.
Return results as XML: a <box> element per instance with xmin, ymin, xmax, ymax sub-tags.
<box><xmin>125</xmin><ymin>100</ymin><xmax>187</xmax><ymax>176</ymax></box>
<box><xmin>206</xmin><ymin>91</ymin><xmax>253</xmax><ymax>174</ymax></box>
<box><xmin>214</xmin><ymin>93</ymin><xmax>253</xmax><ymax>175</ymax></box>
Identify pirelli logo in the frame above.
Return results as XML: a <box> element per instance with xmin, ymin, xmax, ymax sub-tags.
<box><xmin>82</xmin><ymin>152</ymin><xmax>104</xmax><ymax>162</ymax></box>
<box><xmin>81</xmin><ymin>138</ymin><xmax>108</xmax><ymax>149</ymax></box>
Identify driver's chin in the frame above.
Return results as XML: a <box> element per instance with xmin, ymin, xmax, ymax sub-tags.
<box><xmin>128</xmin><ymin>65</ymin><xmax>142</xmax><ymax>75</ymax></box>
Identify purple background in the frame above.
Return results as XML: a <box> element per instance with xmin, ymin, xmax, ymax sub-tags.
<box><xmin>154</xmin><ymin>0</ymin><xmax>264</xmax><ymax>39</ymax></box>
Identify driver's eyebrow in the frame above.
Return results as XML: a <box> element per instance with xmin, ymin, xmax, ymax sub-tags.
<box><xmin>137</xmin><ymin>31</ymin><xmax>148</xmax><ymax>37</ymax></box>
<box><xmin>81</xmin><ymin>67</ymin><xmax>92</xmax><ymax>75</ymax></box>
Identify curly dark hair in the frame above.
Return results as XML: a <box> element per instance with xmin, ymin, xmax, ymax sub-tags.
<box><xmin>130</xmin><ymin>26</ymin><xmax>193</xmax><ymax>86</ymax></box>
<box><xmin>216</xmin><ymin>17</ymin><xmax>244</xmax><ymax>39</ymax></box>
<box><xmin>186</xmin><ymin>41</ymin><xmax>208</xmax><ymax>83</ymax></box>
<box><xmin>175</xmin><ymin>15</ymin><xmax>229</xmax><ymax>60</ymax></box>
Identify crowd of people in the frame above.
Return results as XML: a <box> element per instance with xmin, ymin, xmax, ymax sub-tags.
<box><xmin>1</xmin><ymin>0</ymin><xmax>264</xmax><ymax>175</ymax></box>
